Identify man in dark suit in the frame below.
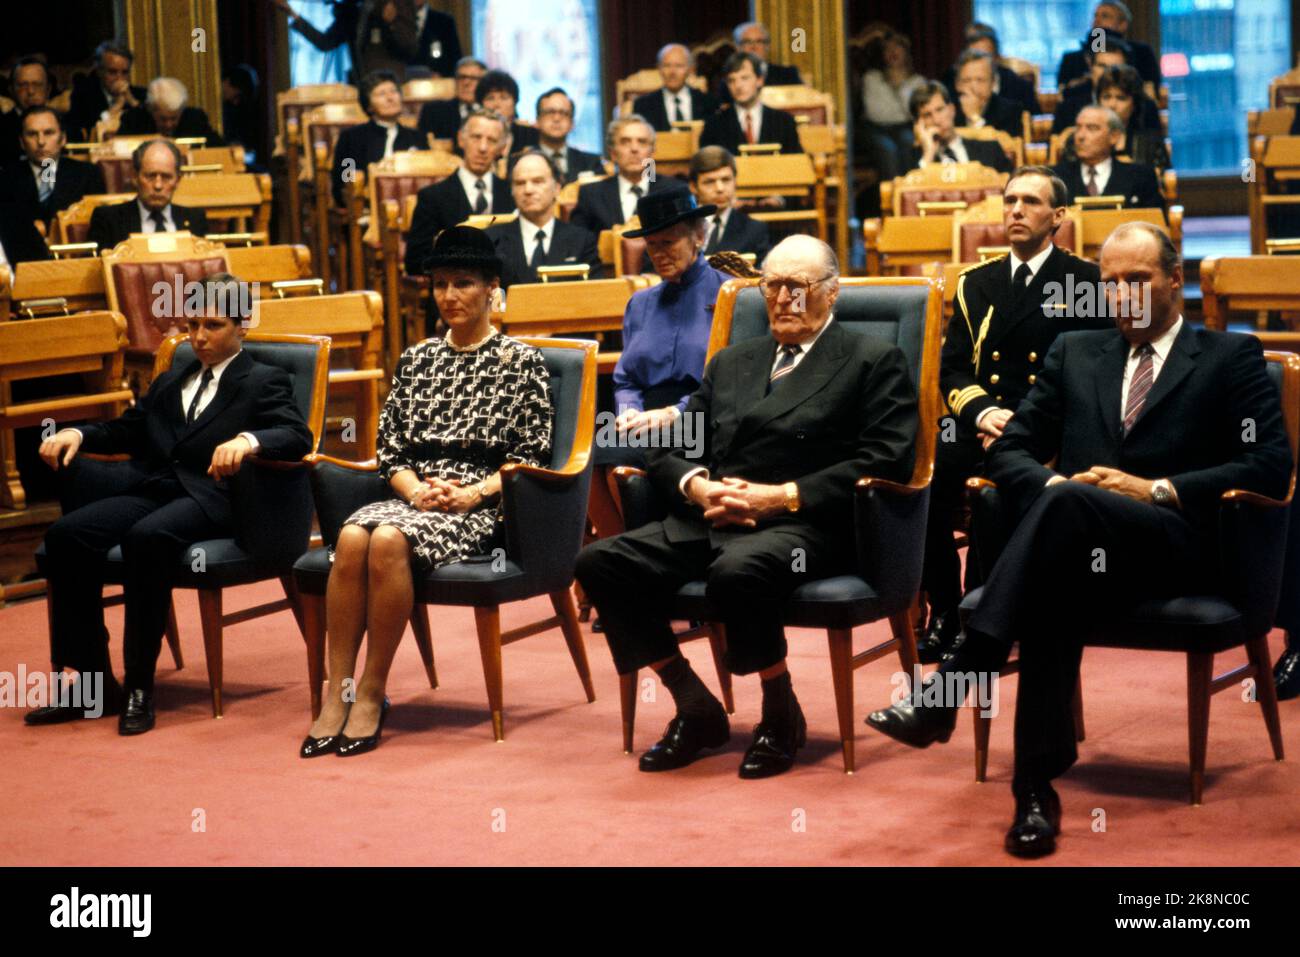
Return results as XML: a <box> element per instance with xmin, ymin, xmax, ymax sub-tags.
<box><xmin>417</xmin><ymin>56</ymin><xmax>485</xmax><ymax>142</ymax></box>
<box><xmin>569</xmin><ymin>115</ymin><xmax>674</xmax><ymax>235</ymax></box>
<box><xmin>868</xmin><ymin>222</ymin><xmax>1292</xmax><ymax>857</ymax></box>
<box><xmin>276</xmin><ymin>0</ymin><xmax>419</xmax><ymax>83</ymax></box>
<box><xmin>688</xmin><ymin>146</ymin><xmax>770</xmax><ymax>264</ymax></box>
<box><xmin>576</xmin><ymin>234</ymin><xmax>918</xmax><ymax>779</ymax></box>
<box><xmin>1</xmin><ymin>107</ymin><xmax>106</xmax><ymax>232</ymax></box>
<box><xmin>115</xmin><ymin>77</ymin><xmax>225</xmax><ymax>145</ymax></box>
<box><xmin>523</xmin><ymin>87</ymin><xmax>604</xmax><ymax>184</ymax></box>
<box><xmin>408</xmin><ymin>0</ymin><xmax>462</xmax><ymax>76</ymax></box>
<box><xmin>1057</xmin><ymin>2</ymin><xmax>1160</xmax><ymax>95</ymax></box>
<box><xmin>27</xmin><ymin>272</ymin><xmax>313</xmax><ymax>735</ymax></box>
<box><xmin>716</xmin><ymin>20</ymin><xmax>801</xmax><ymax>106</ymax></box>
<box><xmin>906</xmin><ymin>82</ymin><xmax>1012</xmax><ymax>174</ymax></box>
<box><xmin>88</xmin><ymin>140</ymin><xmax>208</xmax><ymax>253</ymax></box>
<box><xmin>486</xmin><ymin>150</ymin><xmax>600</xmax><ymax>289</ymax></box>
<box><xmin>700</xmin><ymin>52</ymin><xmax>803</xmax><ymax>156</ymax></box>
<box><xmin>1051</xmin><ymin>39</ymin><xmax>1130</xmax><ymax>135</ymax></box>
<box><xmin>0</xmin><ymin>56</ymin><xmax>56</xmax><ymax>167</ymax></box>
<box><xmin>918</xmin><ymin>166</ymin><xmax>1105</xmax><ymax>663</ymax></box>
<box><xmin>0</xmin><ymin>200</ymin><xmax>50</xmax><ymax>266</ymax></box>
<box><xmin>330</xmin><ymin>70</ymin><xmax>424</xmax><ymax>205</ymax></box>
<box><xmin>474</xmin><ymin>69</ymin><xmax>539</xmax><ymax>152</ymax></box>
<box><xmin>942</xmin><ymin>23</ymin><xmax>1039</xmax><ymax>116</ymax></box>
<box><xmin>632</xmin><ymin>44</ymin><xmax>719</xmax><ymax>133</ymax></box>
<box><xmin>66</xmin><ymin>40</ymin><xmax>147</xmax><ymax>142</ymax></box>
<box><xmin>1052</xmin><ymin>105</ymin><xmax>1163</xmax><ymax>212</ymax></box>
<box><xmin>951</xmin><ymin>50</ymin><xmax>1024</xmax><ymax>139</ymax></box>
<box><xmin>404</xmin><ymin>109</ymin><xmax>514</xmax><ymax>276</ymax></box>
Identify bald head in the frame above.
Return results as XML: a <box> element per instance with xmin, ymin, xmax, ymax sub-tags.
<box><xmin>657</xmin><ymin>43</ymin><xmax>693</xmax><ymax>93</ymax></box>
<box><xmin>761</xmin><ymin>235</ymin><xmax>840</xmax><ymax>345</ymax></box>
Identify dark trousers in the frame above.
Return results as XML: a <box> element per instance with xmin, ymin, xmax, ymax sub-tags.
<box><xmin>921</xmin><ymin>432</ymin><xmax>985</xmax><ymax>615</ymax></box>
<box><xmin>43</xmin><ymin>472</ymin><xmax>222</xmax><ymax>691</ymax></box>
<box><xmin>967</xmin><ymin>481</ymin><xmax>1212</xmax><ymax>786</ymax></box>
<box><xmin>575</xmin><ymin>518</ymin><xmax>847</xmax><ymax>676</ymax></box>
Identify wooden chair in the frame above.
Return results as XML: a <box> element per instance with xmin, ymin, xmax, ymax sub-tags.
<box><xmin>52</xmin><ymin>193</ymin><xmax>137</xmax><ymax>245</ymax></box>
<box><xmin>734</xmin><ymin>152</ymin><xmax>826</xmax><ymax>243</ymax></box>
<box><xmin>303</xmin><ymin>104</ymin><xmax>371</xmax><ymax>290</ymax></box>
<box><xmin>884</xmin><ymin>163</ymin><xmax>1007</xmax><ymax>218</ymax></box>
<box><xmin>250</xmin><ymin>291</ymin><xmax>384</xmax><ymax>459</ymax></box>
<box><xmin>863</xmin><ymin>216</ymin><xmax>956</xmax><ymax>277</ymax></box>
<box><xmin>274</xmin><ymin>83</ymin><xmax>356</xmax><ymax>159</ymax></box>
<box><xmin>88</xmin><ymin>137</ymin><xmax>199</xmax><ymax>193</ymax></box>
<box><xmin>224</xmin><ymin>243</ymin><xmax>314</xmax><ymax>293</ymax></box>
<box><xmin>760</xmin><ymin>84</ymin><xmax>835</xmax><ymax>126</ymax></box>
<box><xmin>0</xmin><ymin>311</ymin><xmax>133</xmax><ymax>509</ymax></box>
<box><xmin>400</xmin><ymin>77</ymin><xmax>455</xmax><ymax>125</ymax></box>
<box><xmin>1078</xmin><ymin>205</ymin><xmax>1183</xmax><ymax>262</ymax></box>
<box><xmin>1269</xmin><ymin>65</ymin><xmax>1300</xmax><ymax>109</ymax></box>
<box><xmin>1249</xmin><ymin>134</ymin><xmax>1300</xmax><ymax>254</ymax></box>
<box><xmin>615</xmin><ymin>69</ymin><xmax>708</xmax><ymax>117</ymax></box>
<box><xmin>1201</xmin><ymin>256</ymin><xmax>1300</xmax><ymax>333</ymax></box>
<box><xmin>920</xmin><ymin>260</ymin><xmax>965</xmax><ymax>323</ymax></box>
<box><xmin>799</xmin><ymin>123</ymin><xmax>851</xmax><ymax>271</ymax></box>
<box><xmin>1249</xmin><ymin>108</ymin><xmax>1296</xmax><ymax>137</ymax></box>
<box><xmin>956</xmin><ymin>124</ymin><xmax>1025</xmax><ymax>168</ymax></box>
<box><xmin>650</xmin><ymin>122</ymin><xmax>702</xmax><ymax>179</ymax></box>
<box><xmin>11</xmin><ymin>257</ymin><xmax>108</xmax><ymax>316</ymax></box>
<box><xmin>0</xmin><ymin>264</ymin><xmax>9</xmax><ymax>319</ymax></box>
<box><xmin>173</xmin><ymin>171</ymin><xmax>272</xmax><ymax>236</ymax></box>
<box><xmin>187</xmin><ymin>145</ymin><xmax>247</xmax><ymax>174</ymax></box>
<box><xmin>287</xmin><ymin>101</ymin><xmax>367</xmax><ymax>262</ymax></box>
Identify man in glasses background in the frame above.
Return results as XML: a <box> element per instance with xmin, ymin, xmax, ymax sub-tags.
<box><xmin>576</xmin><ymin>234</ymin><xmax>917</xmax><ymax>780</ymax></box>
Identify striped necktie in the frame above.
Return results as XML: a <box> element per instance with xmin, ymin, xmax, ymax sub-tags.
<box><xmin>767</xmin><ymin>344</ymin><xmax>800</xmax><ymax>394</ymax></box>
<box><xmin>1122</xmin><ymin>342</ymin><xmax>1155</xmax><ymax>434</ymax></box>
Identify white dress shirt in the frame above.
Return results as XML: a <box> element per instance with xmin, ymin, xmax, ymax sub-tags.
<box><xmin>456</xmin><ymin>167</ymin><xmax>493</xmax><ymax>212</ymax></box>
<box><xmin>0</xmin><ymin>237</ymin><xmax>8</xmax><ymax>268</ymax></box>
<box><xmin>619</xmin><ymin>172</ymin><xmax>652</xmax><ymax>222</ymax></box>
<box><xmin>919</xmin><ymin>135</ymin><xmax>971</xmax><ymax>168</ymax></box>
<box><xmin>1120</xmin><ymin>315</ymin><xmax>1182</xmax><ymax>416</ymax></box>
<box><xmin>662</xmin><ymin>86</ymin><xmax>692</xmax><ymax>124</ymax></box>
<box><xmin>375</xmin><ymin>118</ymin><xmax>400</xmax><ymax>157</ymax></box>
<box><xmin>519</xmin><ymin>215</ymin><xmax>555</xmax><ymax>258</ymax></box>
<box><xmin>1081</xmin><ymin>156</ymin><xmax>1114</xmax><ymax>195</ymax></box>
<box><xmin>735</xmin><ymin>102</ymin><xmax>764</xmax><ymax>143</ymax></box>
<box><xmin>137</xmin><ymin>200</ymin><xmax>176</xmax><ymax>233</ymax></box>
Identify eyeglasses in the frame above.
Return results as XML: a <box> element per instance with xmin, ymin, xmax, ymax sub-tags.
<box><xmin>758</xmin><ymin>274</ymin><xmax>834</xmax><ymax>298</ymax></box>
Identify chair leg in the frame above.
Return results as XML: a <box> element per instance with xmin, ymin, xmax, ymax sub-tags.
<box><xmin>280</xmin><ymin>573</ymin><xmax>306</xmax><ymax>639</ymax></box>
<box><xmin>549</xmin><ymin>588</ymin><xmax>596</xmax><ymax>703</ymax></box>
<box><xmin>1072</xmin><ymin>673</ymin><xmax>1086</xmax><ymax>743</ymax></box>
<box><xmin>1187</xmin><ymin>652</ymin><xmax>1213</xmax><ymax>805</ymax></box>
<box><xmin>620</xmin><ymin>670</ymin><xmax>637</xmax><ymax>754</ymax></box>
<box><xmin>888</xmin><ymin>610</ymin><xmax>920</xmax><ymax>690</ymax></box>
<box><xmin>972</xmin><ymin>709</ymin><xmax>991</xmax><ymax>782</ymax></box>
<box><xmin>705</xmin><ymin>624</ymin><xmax>735</xmax><ymax>714</ymax></box>
<box><xmin>165</xmin><ymin>599</ymin><xmax>184</xmax><ymax>670</ymax></box>
<box><xmin>1245</xmin><ymin>636</ymin><xmax>1285</xmax><ymax>761</ymax></box>
<box><xmin>826</xmin><ymin>627</ymin><xmax>856</xmax><ymax>774</ymax></box>
<box><xmin>197</xmin><ymin>589</ymin><xmax>224</xmax><ymax>719</ymax></box>
<box><xmin>300</xmin><ymin>591</ymin><xmax>326</xmax><ymax>721</ymax></box>
<box><xmin>473</xmin><ymin>604</ymin><xmax>505</xmax><ymax>741</ymax></box>
<box><xmin>409</xmin><ymin>603</ymin><xmax>438</xmax><ymax>690</ymax></box>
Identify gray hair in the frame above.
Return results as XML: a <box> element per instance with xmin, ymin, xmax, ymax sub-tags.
<box><xmin>733</xmin><ymin>21</ymin><xmax>770</xmax><ymax>45</ymax></box>
<box><xmin>605</xmin><ymin>114</ymin><xmax>655</xmax><ymax>153</ymax></box>
<box><xmin>146</xmin><ymin>77</ymin><xmax>188</xmax><ymax>112</ymax></box>
<box><xmin>1105</xmin><ymin>221</ymin><xmax>1180</xmax><ymax>276</ymax></box>
<box><xmin>95</xmin><ymin>39</ymin><xmax>134</xmax><ymax>66</ymax></box>
<box><xmin>460</xmin><ymin>106</ymin><xmax>508</xmax><ymax>135</ymax></box>
<box><xmin>955</xmin><ymin>49</ymin><xmax>996</xmax><ymax>77</ymax></box>
<box><xmin>1097</xmin><ymin>1</ymin><xmax>1132</xmax><ymax>24</ymax></box>
<box><xmin>1078</xmin><ymin>104</ymin><xmax>1124</xmax><ymax>134</ymax></box>
<box><xmin>656</xmin><ymin>43</ymin><xmax>695</xmax><ymax>68</ymax></box>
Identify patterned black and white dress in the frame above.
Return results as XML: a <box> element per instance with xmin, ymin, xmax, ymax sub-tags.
<box><xmin>344</xmin><ymin>331</ymin><xmax>552</xmax><ymax>570</ymax></box>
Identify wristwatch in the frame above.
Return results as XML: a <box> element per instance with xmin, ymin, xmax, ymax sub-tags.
<box><xmin>783</xmin><ymin>481</ymin><xmax>801</xmax><ymax>513</ymax></box>
<box><xmin>1150</xmin><ymin>479</ymin><xmax>1175</xmax><ymax>507</ymax></box>
<box><xmin>476</xmin><ymin>481</ymin><xmax>492</xmax><ymax>503</ymax></box>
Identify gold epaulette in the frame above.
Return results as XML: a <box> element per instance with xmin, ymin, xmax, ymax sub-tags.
<box><xmin>958</xmin><ymin>254</ymin><xmax>1007</xmax><ymax>277</ymax></box>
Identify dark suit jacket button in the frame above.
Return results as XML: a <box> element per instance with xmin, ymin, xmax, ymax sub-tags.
<box><xmin>795</xmin><ymin>430</ymin><xmax>807</xmax><ymax>440</ymax></box>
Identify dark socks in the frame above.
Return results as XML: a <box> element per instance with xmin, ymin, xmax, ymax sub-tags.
<box><xmin>655</xmin><ymin>655</ymin><xmax>721</xmax><ymax>718</ymax></box>
<box><xmin>760</xmin><ymin>670</ymin><xmax>799</xmax><ymax>727</ymax></box>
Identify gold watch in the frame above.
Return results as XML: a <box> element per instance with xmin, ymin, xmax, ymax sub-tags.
<box><xmin>783</xmin><ymin>481</ymin><xmax>800</xmax><ymax>513</ymax></box>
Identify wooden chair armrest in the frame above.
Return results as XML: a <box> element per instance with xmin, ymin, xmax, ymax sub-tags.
<box><xmin>1221</xmin><ymin>488</ymin><xmax>1290</xmax><ymax>508</ymax></box>
<box><xmin>304</xmin><ymin>452</ymin><xmax>379</xmax><ymax>472</ymax></box>
<box><xmin>80</xmin><ymin>452</ymin><xmax>131</xmax><ymax>462</ymax></box>
<box><xmin>612</xmin><ymin>466</ymin><xmax>648</xmax><ymax>484</ymax></box>
<box><xmin>500</xmin><ymin>460</ymin><xmax>585</xmax><ymax>483</ymax></box>
<box><xmin>856</xmin><ymin>475</ymin><xmax>927</xmax><ymax>495</ymax></box>
<box><xmin>966</xmin><ymin>477</ymin><xmax>999</xmax><ymax>492</ymax></box>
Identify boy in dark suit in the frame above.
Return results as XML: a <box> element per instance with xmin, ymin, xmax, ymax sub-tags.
<box><xmin>700</xmin><ymin>52</ymin><xmax>803</xmax><ymax>156</ymax></box>
<box><xmin>688</xmin><ymin>146</ymin><xmax>770</xmax><ymax>264</ymax></box>
<box><xmin>1</xmin><ymin>107</ymin><xmax>107</xmax><ymax>232</ymax></box>
<box><xmin>28</xmin><ymin>273</ymin><xmax>313</xmax><ymax>735</ymax></box>
<box><xmin>87</xmin><ymin>140</ymin><xmax>208</xmax><ymax>252</ymax></box>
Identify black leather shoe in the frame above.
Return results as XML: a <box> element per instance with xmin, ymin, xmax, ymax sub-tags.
<box><xmin>117</xmin><ymin>688</ymin><xmax>155</xmax><ymax>736</ymax></box>
<box><xmin>738</xmin><ymin>703</ymin><xmax>807</xmax><ymax>779</ymax></box>
<box><xmin>916</xmin><ymin>610</ymin><xmax>961</xmax><ymax>664</ymax></box>
<box><xmin>335</xmin><ymin>698</ymin><xmax>390</xmax><ymax>757</ymax></box>
<box><xmin>300</xmin><ymin>705</ymin><xmax>352</xmax><ymax>758</ymax></box>
<box><xmin>1275</xmin><ymin>648</ymin><xmax>1300</xmax><ymax>702</ymax></box>
<box><xmin>25</xmin><ymin>676</ymin><xmax>122</xmax><ymax>726</ymax></box>
<box><xmin>639</xmin><ymin>709</ymin><xmax>730</xmax><ymax>772</ymax></box>
<box><xmin>865</xmin><ymin>677</ymin><xmax>958</xmax><ymax>748</ymax></box>
<box><xmin>1005</xmin><ymin>781</ymin><xmax>1062</xmax><ymax>858</ymax></box>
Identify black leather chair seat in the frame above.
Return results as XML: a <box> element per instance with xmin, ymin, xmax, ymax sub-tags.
<box><xmin>669</xmin><ymin>574</ymin><xmax>887</xmax><ymax>630</ymax></box>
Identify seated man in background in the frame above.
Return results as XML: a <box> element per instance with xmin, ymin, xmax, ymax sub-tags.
<box><xmin>0</xmin><ymin>55</ymin><xmax>56</xmax><ymax>167</ymax></box>
<box><xmin>700</xmin><ymin>52</ymin><xmax>802</xmax><ymax>156</ymax></box>
<box><xmin>951</xmin><ymin>50</ymin><xmax>1024</xmax><ymax>138</ymax></box>
<box><xmin>474</xmin><ymin>69</ymin><xmax>539</xmax><ymax>152</ymax></box>
<box><xmin>117</xmin><ymin>77</ymin><xmax>225</xmax><ymax>144</ymax></box>
<box><xmin>906</xmin><ymin>81</ymin><xmax>1011</xmax><ymax>174</ymax></box>
<box><xmin>27</xmin><ymin>272</ymin><xmax>313</xmax><ymax>736</ymax></box>
<box><xmin>942</xmin><ymin>23</ymin><xmax>1038</xmax><ymax>116</ymax></box>
<box><xmin>569</xmin><ymin>115</ymin><xmax>674</xmax><ymax>235</ymax></box>
<box><xmin>330</xmin><ymin>69</ymin><xmax>423</xmax><ymax>206</ymax></box>
<box><xmin>868</xmin><ymin>223</ymin><xmax>1292</xmax><ymax>858</ymax></box>
<box><xmin>404</xmin><ymin>108</ymin><xmax>514</xmax><ymax>276</ymax></box>
<box><xmin>524</xmin><ymin>87</ymin><xmax>604</xmax><ymax>184</ymax></box>
<box><xmin>88</xmin><ymin>139</ymin><xmax>208</xmax><ymax>252</ymax></box>
<box><xmin>633</xmin><ymin>43</ymin><xmax>718</xmax><ymax>132</ymax></box>
<box><xmin>1057</xmin><ymin>1</ymin><xmax>1160</xmax><ymax>97</ymax></box>
<box><xmin>715</xmin><ymin>20</ymin><xmax>801</xmax><ymax>105</ymax></box>
<box><xmin>576</xmin><ymin>235</ymin><xmax>918</xmax><ymax>780</ymax></box>
<box><xmin>1052</xmin><ymin>105</ymin><xmax>1163</xmax><ymax>212</ymax></box>
<box><xmin>66</xmin><ymin>39</ymin><xmax>146</xmax><ymax>142</ymax></box>
<box><xmin>487</xmin><ymin>149</ymin><xmax>600</xmax><ymax>289</ymax></box>
<box><xmin>688</xmin><ymin>146</ymin><xmax>770</xmax><ymax>264</ymax></box>
<box><xmin>1051</xmin><ymin>35</ymin><xmax>1131</xmax><ymax>135</ymax></box>
<box><xmin>1</xmin><ymin>107</ymin><xmax>107</xmax><ymax>233</ymax></box>
<box><xmin>417</xmin><ymin>56</ymin><xmax>485</xmax><ymax>142</ymax></box>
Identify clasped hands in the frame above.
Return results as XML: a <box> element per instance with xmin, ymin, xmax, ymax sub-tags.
<box><xmin>407</xmin><ymin>477</ymin><xmax>482</xmax><ymax>514</ymax></box>
<box><xmin>1047</xmin><ymin>466</ymin><xmax>1159</xmax><ymax>503</ymax></box>
<box><xmin>615</xmin><ymin>406</ymin><xmax>677</xmax><ymax>438</ymax></box>
<box><xmin>686</xmin><ymin>475</ymin><xmax>786</xmax><ymax>529</ymax></box>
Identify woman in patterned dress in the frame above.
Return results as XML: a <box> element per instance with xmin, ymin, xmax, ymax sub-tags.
<box><xmin>301</xmin><ymin>226</ymin><xmax>553</xmax><ymax>758</ymax></box>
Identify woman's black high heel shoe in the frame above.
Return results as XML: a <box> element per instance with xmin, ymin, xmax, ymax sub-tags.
<box><xmin>300</xmin><ymin>704</ymin><xmax>352</xmax><ymax>758</ymax></box>
<box><xmin>335</xmin><ymin>697</ymin><xmax>391</xmax><ymax>757</ymax></box>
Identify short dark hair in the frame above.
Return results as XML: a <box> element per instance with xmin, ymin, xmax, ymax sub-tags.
<box><xmin>535</xmin><ymin>86</ymin><xmax>573</xmax><ymax>119</ymax></box>
<box><xmin>965</xmin><ymin>22</ymin><xmax>999</xmax><ymax>53</ymax></box>
<box><xmin>1007</xmin><ymin>164</ymin><xmax>1070</xmax><ymax>209</ymax></box>
<box><xmin>20</xmin><ymin>105</ymin><xmax>63</xmax><ymax>133</ymax></box>
<box><xmin>198</xmin><ymin>272</ymin><xmax>251</xmax><ymax>325</ymax></box>
<box><xmin>12</xmin><ymin>54</ymin><xmax>52</xmax><ymax>88</ymax></box>
<box><xmin>1096</xmin><ymin>63</ymin><xmax>1143</xmax><ymax>104</ymax></box>
<box><xmin>474</xmin><ymin>69</ymin><xmax>520</xmax><ymax>106</ymax></box>
<box><xmin>95</xmin><ymin>39</ymin><xmax>134</xmax><ymax>66</ymax></box>
<box><xmin>722</xmin><ymin>51</ymin><xmax>765</xmax><ymax>80</ymax></box>
<box><xmin>1085</xmin><ymin>31</ymin><xmax>1132</xmax><ymax>64</ymax></box>
<box><xmin>689</xmin><ymin>145</ymin><xmax>736</xmax><ymax>182</ymax></box>
<box><xmin>131</xmin><ymin>138</ymin><xmax>183</xmax><ymax>174</ymax></box>
<box><xmin>908</xmin><ymin>81</ymin><xmax>950</xmax><ymax>120</ymax></box>
<box><xmin>511</xmin><ymin>148</ymin><xmax>561</xmax><ymax>184</ymax></box>
<box><xmin>358</xmin><ymin>69</ymin><xmax>400</xmax><ymax>114</ymax></box>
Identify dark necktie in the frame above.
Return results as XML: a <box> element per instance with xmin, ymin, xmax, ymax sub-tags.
<box><xmin>628</xmin><ymin>184</ymin><xmax>643</xmax><ymax>219</ymax></box>
<box><xmin>186</xmin><ymin>367</ymin><xmax>214</xmax><ymax>425</ymax></box>
<box><xmin>1085</xmin><ymin>165</ymin><xmax>1099</xmax><ymax>196</ymax></box>
<box><xmin>550</xmin><ymin>149</ymin><xmax>566</xmax><ymax>179</ymax></box>
<box><xmin>744</xmin><ymin>110</ymin><xmax>756</xmax><ymax>144</ymax></box>
<box><xmin>529</xmin><ymin>229</ymin><xmax>546</xmax><ymax>270</ymax></box>
<box><xmin>941</xmin><ymin>145</ymin><xmax>958</xmax><ymax>163</ymax></box>
<box><xmin>673</xmin><ymin>94</ymin><xmax>685</xmax><ymax>124</ymax></box>
<box><xmin>150</xmin><ymin>210</ymin><xmax>168</xmax><ymax>232</ymax></box>
<box><xmin>1123</xmin><ymin>343</ymin><xmax>1155</xmax><ymax>435</ymax></box>
<box><xmin>1012</xmin><ymin>262</ymin><xmax>1032</xmax><ymax>308</ymax></box>
<box><xmin>766</xmin><ymin>344</ymin><xmax>800</xmax><ymax>394</ymax></box>
<box><xmin>473</xmin><ymin>178</ymin><xmax>488</xmax><ymax>214</ymax></box>
<box><xmin>705</xmin><ymin>215</ymin><xmax>723</xmax><ymax>253</ymax></box>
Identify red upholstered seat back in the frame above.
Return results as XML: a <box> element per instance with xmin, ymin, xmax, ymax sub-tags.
<box><xmin>899</xmin><ymin>185</ymin><xmax>1003</xmax><ymax>217</ymax></box>
<box><xmin>1273</xmin><ymin>83</ymin><xmax>1300</xmax><ymax>109</ymax></box>
<box><xmin>375</xmin><ymin>174</ymin><xmax>446</xmax><ymax>205</ymax></box>
<box><xmin>96</xmin><ymin>156</ymin><xmax>136</xmax><ymax>194</ymax></box>
<box><xmin>620</xmin><ymin>236</ymin><xmax>647</xmax><ymax>275</ymax></box>
<box><xmin>957</xmin><ymin>219</ymin><xmax>1077</xmax><ymax>263</ymax></box>
<box><xmin>110</xmin><ymin>257</ymin><xmax>228</xmax><ymax>351</ymax></box>
<box><xmin>66</xmin><ymin>221</ymin><xmax>92</xmax><ymax>243</ymax></box>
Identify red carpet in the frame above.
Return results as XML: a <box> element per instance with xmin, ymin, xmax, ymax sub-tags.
<box><xmin>2</xmin><ymin>580</ymin><xmax>1299</xmax><ymax>866</ymax></box>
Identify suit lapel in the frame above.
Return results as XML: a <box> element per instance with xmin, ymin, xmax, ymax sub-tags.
<box><xmin>732</xmin><ymin>323</ymin><xmax>850</xmax><ymax>443</ymax></box>
<box><xmin>1094</xmin><ymin>333</ymin><xmax>1130</xmax><ymax>441</ymax></box>
<box><xmin>603</xmin><ymin>177</ymin><xmax>623</xmax><ymax>225</ymax></box>
<box><xmin>165</xmin><ymin>359</ymin><xmax>201</xmax><ymax>439</ymax></box>
<box><xmin>182</xmin><ymin>351</ymin><xmax>252</xmax><ymax>442</ymax></box>
<box><xmin>1127</xmin><ymin>322</ymin><xmax>1199</xmax><ymax>436</ymax></box>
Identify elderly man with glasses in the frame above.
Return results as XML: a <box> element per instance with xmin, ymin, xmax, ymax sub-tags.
<box><xmin>576</xmin><ymin>234</ymin><xmax>918</xmax><ymax>779</ymax></box>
